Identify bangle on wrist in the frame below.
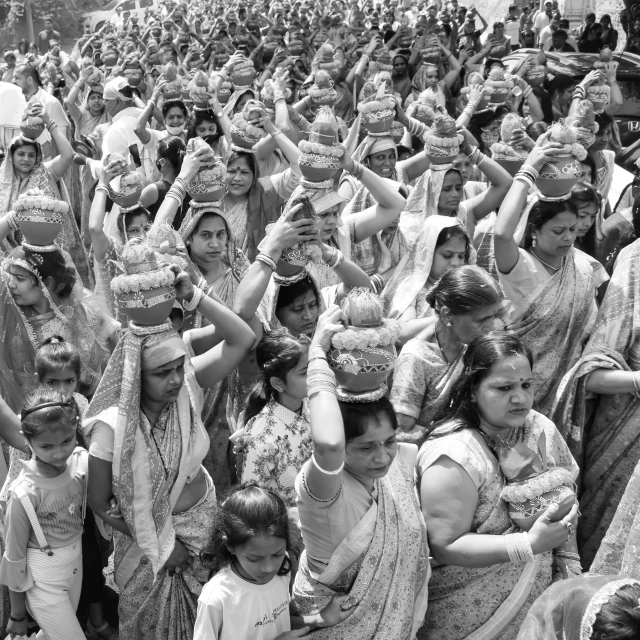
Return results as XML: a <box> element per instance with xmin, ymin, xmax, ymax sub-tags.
<box><xmin>9</xmin><ymin>614</ymin><xmax>27</xmax><ymax>623</ymax></box>
<box><xmin>182</xmin><ymin>286</ymin><xmax>204</xmax><ymax>311</ymax></box>
<box><xmin>256</xmin><ymin>252</ymin><xmax>277</xmax><ymax>271</ymax></box>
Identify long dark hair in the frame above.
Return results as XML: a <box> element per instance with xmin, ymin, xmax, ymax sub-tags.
<box><xmin>243</xmin><ymin>329</ymin><xmax>309</xmax><ymax>424</ymax></box>
<box><xmin>8</xmin><ymin>246</ymin><xmax>76</xmax><ymax>298</ymax></box>
<box><xmin>427</xmin><ymin>332</ymin><xmax>533</xmax><ymax>438</ymax></box>
<box><xmin>156</xmin><ymin>135</ymin><xmax>186</xmax><ymax>170</ymax></box>
<box><xmin>200</xmin><ymin>483</ymin><xmax>292</xmax><ymax>574</ymax></box>
<box><xmin>522</xmin><ymin>199</ymin><xmax>578</xmax><ymax>249</ymax></box>
<box><xmin>275</xmin><ymin>276</ymin><xmax>318</xmax><ymax>311</ymax></box>
<box><xmin>592</xmin><ymin>582</ymin><xmax>640</xmax><ymax>640</ymax></box>
<box><xmin>426</xmin><ymin>265</ymin><xmax>503</xmax><ymax>315</ymax></box>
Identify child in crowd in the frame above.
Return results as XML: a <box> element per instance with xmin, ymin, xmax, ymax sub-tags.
<box><xmin>194</xmin><ymin>484</ymin><xmax>354</xmax><ymax>640</ymax></box>
<box><xmin>0</xmin><ymin>388</ymin><xmax>88</xmax><ymax>640</ymax></box>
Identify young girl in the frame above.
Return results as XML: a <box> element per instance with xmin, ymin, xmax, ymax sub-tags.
<box><xmin>0</xmin><ymin>388</ymin><xmax>88</xmax><ymax>640</ymax></box>
<box><xmin>35</xmin><ymin>336</ymin><xmax>118</xmax><ymax>640</ymax></box>
<box><xmin>230</xmin><ymin>330</ymin><xmax>312</xmax><ymax>507</ymax></box>
<box><xmin>194</xmin><ymin>485</ymin><xmax>353</xmax><ymax>640</ymax></box>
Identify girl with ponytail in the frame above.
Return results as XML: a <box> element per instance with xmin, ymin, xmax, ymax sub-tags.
<box><xmin>230</xmin><ymin>329</ymin><xmax>312</xmax><ymax>507</ymax></box>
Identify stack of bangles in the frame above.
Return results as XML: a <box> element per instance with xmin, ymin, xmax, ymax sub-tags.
<box><xmin>325</xmin><ymin>248</ymin><xmax>344</xmax><ymax>269</ymax></box>
<box><xmin>370</xmin><ymin>273</ymin><xmax>384</xmax><ymax>294</ymax></box>
<box><xmin>632</xmin><ymin>370</ymin><xmax>640</xmax><ymax>398</ymax></box>
<box><xmin>256</xmin><ymin>252</ymin><xmax>277</xmax><ymax>271</ymax></box>
<box><xmin>407</xmin><ymin>117</ymin><xmax>429</xmax><ymax>137</ymax></box>
<box><xmin>467</xmin><ymin>147</ymin><xmax>486</xmax><ymax>168</ymax></box>
<box><xmin>462</xmin><ymin>101</ymin><xmax>479</xmax><ymax>117</ymax></box>
<box><xmin>515</xmin><ymin>165</ymin><xmax>539</xmax><ymax>190</ymax></box>
<box><xmin>182</xmin><ymin>286</ymin><xmax>204</xmax><ymax>312</ymax></box>
<box><xmin>505</xmin><ymin>532</ymin><xmax>535</xmax><ymax>564</ymax></box>
<box><xmin>521</xmin><ymin>84</ymin><xmax>533</xmax><ymax>99</ymax></box>
<box><xmin>348</xmin><ymin>160</ymin><xmax>365</xmax><ymax>181</ymax></box>
<box><xmin>573</xmin><ymin>85</ymin><xmax>587</xmax><ymax>101</ymax></box>
<box><xmin>47</xmin><ymin>121</ymin><xmax>58</xmax><ymax>134</ymax></box>
<box><xmin>95</xmin><ymin>184</ymin><xmax>109</xmax><ymax>196</ymax></box>
<box><xmin>166</xmin><ymin>176</ymin><xmax>188</xmax><ymax>206</ymax></box>
<box><xmin>307</xmin><ymin>356</ymin><xmax>337</xmax><ymax>397</ymax></box>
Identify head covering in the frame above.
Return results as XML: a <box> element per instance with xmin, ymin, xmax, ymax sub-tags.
<box><xmin>103</xmin><ymin>76</ymin><xmax>134</xmax><ymax>101</ymax></box>
<box><xmin>517</xmin><ymin>575</ymin><xmax>640</xmax><ymax>640</ymax></box>
<box><xmin>222</xmin><ymin>86</ymin><xmax>258</xmax><ymax>117</ymax></box>
<box><xmin>400</xmin><ymin>165</ymin><xmax>465</xmax><ymax>246</ymax></box>
<box><xmin>382</xmin><ymin>216</ymin><xmax>466</xmax><ymax>318</ymax></box>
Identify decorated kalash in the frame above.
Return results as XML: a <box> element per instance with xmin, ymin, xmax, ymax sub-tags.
<box><xmin>490</xmin><ymin>113</ymin><xmax>531</xmax><ymax>177</ymax></box>
<box><xmin>327</xmin><ymin>287</ymin><xmax>401</xmax><ymax>403</ymax></box>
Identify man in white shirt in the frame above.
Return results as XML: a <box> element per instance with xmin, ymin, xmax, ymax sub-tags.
<box><xmin>543</xmin><ymin>19</ymin><xmax>578</xmax><ymax>50</ymax></box>
<box><xmin>534</xmin><ymin>1</ymin><xmax>553</xmax><ymax>44</ymax></box>
<box><xmin>110</xmin><ymin>6</ymin><xmax>125</xmax><ymax>32</ymax></box>
<box><xmin>101</xmin><ymin>77</ymin><xmax>144</xmax><ymax>171</ymax></box>
<box><xmin>539</xmin><ymin>11</ymin><xmax>560</xmax><ymax>48</ymax></box>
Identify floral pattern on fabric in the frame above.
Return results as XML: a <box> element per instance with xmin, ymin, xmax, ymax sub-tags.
<box><xmin>231</xmin><ymin>400</ymin><xmax>312</xmax><ymax>507</ymax></box>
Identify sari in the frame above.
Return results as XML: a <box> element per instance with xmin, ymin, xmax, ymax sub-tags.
<box><xmin>0</xmin><ymin>141</ymin><xmax>94</xmax><ymax>289</ymax></box>
<box><xmin>292</xmin><ymin>450</ymin><xmax>430</xmax><ymax>639</ymax></box>
<box><xmin>178</xmin><ymin>203</ymin><xmax>250</xmax><ymax>493</ymax></box>
<box><xmin>550</xmin><ymin>238</ymin><xmax>640</xmax><ymax>569</ymax></box>
<box><xmin>418</xmin><ymin>411</ymin><xmax>578</xmax><ymax>640</ymax></box>
<box><xmin>503</xmin><ymin>247</ymin><xmax>607</xmax><ymax>417</ymax></box>
<box><xmin>84</xmin><ymin>323</ymin><xmax>215</xmax><ymax>640</ymax></box>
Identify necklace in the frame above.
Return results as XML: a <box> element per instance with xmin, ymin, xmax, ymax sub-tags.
<box><xmin>529</xmin><ymin>249</ymin><xmax>562</xmax><ymax>273</ymax></box>
<box><xmin>433</xmin><ymin>325</ymin><xmax>450</xmax><ymax>364</ymax></box>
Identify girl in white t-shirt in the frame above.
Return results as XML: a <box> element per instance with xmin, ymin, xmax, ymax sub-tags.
<box><xmin>194</xmin><ymin>484</ymin><xmax>354</xmax><ymax>640</ymax></box>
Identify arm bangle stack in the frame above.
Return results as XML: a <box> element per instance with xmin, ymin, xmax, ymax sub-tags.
<box><xmin>370</xmin><ymin>273</ymin><xmax>384</xmax><ymax>294</ymax></box>
<box><xmin>349</xmin><ymin>161</ymin><xmax>365</xmax><ymax>181</ymax></box>
<box><xmin>517</xmin><ymin>164</ymin><xmax>539</xmax><ymax>182</ymax></box>
<box><xmin>467</xmin><ymin>146</ymin><xmax>480</xmax><ymax>164</ymax></box>
<box><xmin>307</xmin><ymin>368</ymin><xmax>337</xmax><ymax>397</ymax></box>
<box><xmin>256</xmin><ymin>252</ymin><xmax>277</xmax><ymax>271</ymax></box>
<box><xmin>325</xmin><ymin>248</ymin><xmax>344</xmax><ymax>269</ymax></box>
<box><xmin>408</xmin><ymin>118</ymin><xmax>427</xmax><ymax>137</ymax></box>
<box><xmin>574</xmin><ymin>85</ymin><xmax>587</xmax><ymax>100</ymax></box>
<box><xmin>476</xmin><ymin>152</ymin><xmax>486</xmax><ymax>168</ymax></box>
<box><xmin>95</xmin><ymin>184</ymin><xmax>109</xmax><ymax>195</ymax></box>
<box><xmin>166</xmin><ymin>180</ymin><xmax>186</xmax><ymax>205</ymax></box>
<box><xmin>181</xmin><ymin>286</ymin><xmax>204</xmax><ymax>311</ymax></box>
<box><xmin>47</xmin><ymin>121</ymin><xmax>58</xmax><ymax>133</ymax></box>
<box><xmin>505</xmin><ymin>532</ymin><xmax>535</xmax><ymax>564</ymax></box>
<box><xmin>632</xmin><ymin>371</ymin><xmax>640</xmax><ymax>398</ymax></box>
<box><xmin>522</xmin><ymin>85</ymin><xmax>533</xmax><ymax>99</ymax></box>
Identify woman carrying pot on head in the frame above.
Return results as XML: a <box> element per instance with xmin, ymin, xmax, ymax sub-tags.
<box><xmin>290</xmin><ymin>305</ymin><xmax>430</xmax><ymax>638</ymax></box>
<box><xmin>494</xmin><ymin>140</ymin><xmax>609</xmax><ymax>418</ymax></box>
<box><xmin>418</xmin><ymin>332</ymin><xmax>580</xmax><ymax>640</ymax></box>
<box><xmin>84</xmin><ymin>247</ymin><xmax>255</xmax><ymax>640</ymax></box>
<box><xmin>0</xmin><ymin>105</ymin><xmax>93</xmax><ymax>289</ymax></box>
<box><xmin>390</xmin><ymin>259</ymin><xmax>505</xmax><ymax>444</ymax></box>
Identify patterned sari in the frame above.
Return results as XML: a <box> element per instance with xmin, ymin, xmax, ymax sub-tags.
<box><xmin>505</xmin><ymin>248</ymin><xmax>606</xmax><ymax>417</ymax></box>
<box><xmin>0</xmin><ymin>143</ymin><xmax>93</xmax><ymax>289</ymax></box>
<box><xmin>418</xmin><ymin>412</ymin><xmax>577</xmax><ymax>640</ymax></box>
<box><xmin>84</xmin><ymin>324</ymin><xmax>215</xmax><ymax>640</ymax></box>
<box><xmin>292</xmin><ymin>455</ymin><xmax>430</xmax><ymax>639</ymax></box>
<box><xmin>550</xmin><ymin>238</ymin><xmax>640</xmax><ymax>569</ymax></box>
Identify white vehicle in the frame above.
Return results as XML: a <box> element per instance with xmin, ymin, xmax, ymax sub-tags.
<box><xmin>82</xmin><ymin>0</ymin><xmax>159</xmax><ymax>33</ymax></box>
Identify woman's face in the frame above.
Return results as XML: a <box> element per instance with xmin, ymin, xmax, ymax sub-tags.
<box><xmin>345</xmin><ymin>415</ymin><xmax>398</xmax><ymax>482</ymax></box>
<box><xmin>315</xmin><ymin>205</ymin><xmax>341</xmax><ymax>242</ymax></box>
<box><xmin>437</xmin><ymin>171</ymin><xmax>464</xmax><ymax>213</ymax></box>
<box><xmin>87</xmin><ymin>92</ymin><xmax>104</xmax><ymax>115</ymax></box>
<box><xmin>429</xmin><ymin>235</ymin><xmax>467</xmax><ymax>282</ymax></box>
<box><xmin>235</xmin><ymin>92</ymin><xmax>252</xmax><ymax>114</ymax></box>
<box><xmin>12</xmin><ymin>145</ymin><xmax>38</xmax><ymax>176</ymax></box>
<box><xmin>555</xmin><ymin>85</ymin><xmax>576</xmax><ymax>106</ymax></box>
<box><xmin>275</xmin><ymin>289</ymin><xmax>319</xmax><ymax>336</ymax></box>
<box><xmin>493</xmin><ymin>23</ymin><xmax>505</xmax><ymax>36</ymax></box>
<box><xmin>579</xmin><ymin>161</ymin><xmax>592</xmax><ymax>183</ymax></box>
<box><xmin>281</xmin><ymin>349</ymin><xmax>309</xmax><ymax>401</ymax></box>
<box><xmin>575</xmin><ymin>201</ymin><xmax>598</xmax><ymax>238</ymax></box>
<box><xmin>392</xmin><ymin>56</ymin><xmax>408</xmax><ymax>77</ymax></box>
<box><xmin>166</xmin><ymin>106</ymin><xmax>187</xmax><ymax>128</ymax></box>
<box><xmin>195</xmin><ymin>118</ymin><xmax>217</xmax><ymax>138</ymax></box>
<box><xmin>6</xmin><ymin>264</ymin><xmax>44</xmax><ymax>307</ymax></box>
<box><xmin>189</xmin><ymin>215</ymin><xmax>228</xmax><ymax>268</ymax></box>
<box><xmin>41</xmin><ymin>365</ymin><xmax>79</xmax><ymax>397</ymax></box>
<box><xmin>452</xmin><ymin>152</ymin><xmax>472</xmax><ymax>183</ymax></box>
<box><xmin>367</xmin><ymin>148</ymin><xmax>397</xmax><ymax>179</ymax></box>
<box><xmin>424</xmin><ymin>67</ymin><xmax>439</xmax><ymax>88</ymax></box>
<box><xmin>591</xmin><ymin>124</ymin><xmax>612</xmax><ymax>151</ymax></box>
<box><xmin>449</xmin><ymin>301</ymin><xmax>504</xmax><ymax>344</ymax></box>
<box><xmin>141</xmin><ymin>356</ymin><xmax>185</xmax><ymax>405</ymax></box>
<box><xmin>125</xmin><ymin>213</ymin><xmax>151</xmax><ymax>240</ymax></box>
<box><xmin>533</xmin><ymin>210</ymin><xmax>579</xmax><ymax>257</ymax></box>
<box><xmin>226</xmin><ymin>156</ymin><xmax>254</xmax><ymax>197</ymax></box>
<box><xmin>473</xmin><ymin>355</ymin><xmax>534</xmax><ymax>431</ymax></box>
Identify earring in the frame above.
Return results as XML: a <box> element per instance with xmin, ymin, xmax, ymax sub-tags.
<box><xmin>186</xmin><ymin>239</ymin><xmax>191</xmax><ymax>246</ymax></box>
<box><xmin>532</xmin><ymin>237</ymin><xmax>537</xmax><ymax>248</ymax></box>
<box><xmin>446</xmin><ymin>322</ymin><xmax>452</xmax><ymax>327</ymax></box>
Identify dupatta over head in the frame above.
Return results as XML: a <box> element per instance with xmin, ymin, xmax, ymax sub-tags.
<box><xmin>84</xmin><ymin>321</ymin><xmax>202</xmax><ymax>587</ymax></box>
<box><xmin>516</xmin><ymin>575</ymin><xmax>640</xmax><ymax>640</ymax></box>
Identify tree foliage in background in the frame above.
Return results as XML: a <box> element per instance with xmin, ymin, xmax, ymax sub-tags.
<box><xmin>0</xmin><ymin>0</ymin><xmax>86</xmax><ymax>40</ymax></box>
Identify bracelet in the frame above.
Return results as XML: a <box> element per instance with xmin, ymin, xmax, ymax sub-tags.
<box><xmin>47</xmin><ymin>121</ymin><xmax>58</xmax><ymax>132</ymax></box>
<box><xmin>476</xmin><ymin>152</ymin><xmax>486</xmax><ymax>168</ymax></box>
<box><xmin>95</xmin><ymin>184</ymin><xmax>109</xmax><ymax>195</ymax></box>
<box><xmin>632</xmin><ymin>371</ymin><xmax>640</xmax><ymax>398</ymax></box>
<box><xmin>9</xmin><ymin>614</ymin><xmax>27</xmax><ymax>623</ymax></box>
<box><xmin>330</xmin><ymin>249</ymin><xmax>344</xmax><ymax>269</ymax></box>
<box><xmin>467</xmin><ymin>146</ymin><xmax>480</xmax><ymax>163</ymax></box>
<box><xmin>166</xmin><ymin>182</ymin><xmax>186</xmax><ymax>204</ymax></box>
<box><xmin>349</xmin><ymin>161</ymin><xmax>365</xmax><ymax>181</ymax></box>
<box><xmin>517</xmin><ymin>164</ymin><xmax>540</xmax><ymax>181</ymax></box>
<box><xmin>324</xmin><ymin>246</ymin><xmax>337</xmax><ymax>266</ymax></box>
<box><xmin>181</xmin><ymin>286</ymin><xmax>204</xmax><ymax>311</ymax></box>
<box><xmin>311</xmin><ymin>454</ymin><xmax>343</xmax><ymax>475</ymax></box>
<box><xmin>555</xmin><ymin>551</ymin><xmax>581</xmax><ymax>562</ymax></box>
<box><xmin>5</xmin><ymin>211</ymin><xmax>18</xmax><ymax>233</ymax></box>
<box><xmin>197</xmin><ymin>276</ymin><xmax>208</xmax><ymax>291</ymax></box>
<box><xmin>256</xmin><ymin>252</ymin><xmax>277</xmax><ymax>271</ymax></box>
<box><xmin>174</xmin><ymin>176</ymin><xmax>188</xmax><ymax>191</ymax></box>
<box><xmin>307</xmin><ymin>380</ymin><xmax>337</xmax><ymax>397</ymax></box>
<box><xmin>505</xmin><ymin>532</ymin><xmax>535</xmax><ymax>564</ymax></box>
<box><xmin>515</xmin><ymin>174</ymin><xmax>534</xmax><ymax>190</ymax></box>
<box><xmin>370</xmin><ymin>273</ymin><xmax>384</xmax><ymax>294</ymax></box>
<box><xmin>148</xmin><ymin>99</ymin><xmax>157</xmax><ymax>109</ymax></box>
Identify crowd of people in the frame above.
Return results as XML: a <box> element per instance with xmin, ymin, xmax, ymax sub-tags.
<box><xmin>0</xmin><ymin>0</ymin><xmax>639</xmax><ymax>639</ymax></box>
